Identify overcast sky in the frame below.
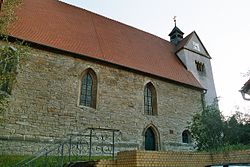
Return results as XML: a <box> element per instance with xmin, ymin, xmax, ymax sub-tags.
<box><xmin>60</xmin><ymin>0</ymin><xmax>250</xmax><ymax>116</ymax></box>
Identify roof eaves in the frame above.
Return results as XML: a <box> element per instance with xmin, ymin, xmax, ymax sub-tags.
<box><xmin>3</xmin><ymin>34</ymin><xmax>204</xmax><ymax>91</ymax></box>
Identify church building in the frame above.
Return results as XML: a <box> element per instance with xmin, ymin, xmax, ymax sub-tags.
<box><xmin>0</xmin><ymin>0</ymin><xmax>217</xmax><ymax>154</ymax></box>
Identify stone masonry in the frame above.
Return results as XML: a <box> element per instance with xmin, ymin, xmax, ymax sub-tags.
<box><xmin>0</xmin><ymin>43</ymin><xmax>203</xmax><ymax>154</ymax></box>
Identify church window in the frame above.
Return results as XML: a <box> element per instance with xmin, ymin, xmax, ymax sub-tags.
<box><xmin>80</xmin><ymin>69</ymin><xmax>97</xmax><ymax>108</ymax></box>
<box><xmin>182</xmin><ymin>130</ymin><xmax>191</xmax><ymax>144</ymax></box>
<box><xmin>144</xmin><ymin>82</ymin><xmax>157</xmax><ymax>115</ymax></box>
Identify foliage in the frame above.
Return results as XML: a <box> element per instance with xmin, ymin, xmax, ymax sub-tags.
<box><xmin>189</xmin><ymin>105</ymin><xmax>224</xmax><ymax>151</ymax></box>
<box><xmin>0</xmin><ymin>0</ymin><xmax>26</xmax><ymax>124</ymax></box>
<box><xmin>0</xmin><ymin>0</ymin><xmax>22</xmax><ymax>34</ymax></box>
<box><xmin>0</xmin><ymin>155</ymin><xmax>26</xmax><ymax>167</ymax></box>
<box><xmin>0</xmin><ymin>39</ymin><xmax>29</xmax><ymax>124</ymax></box>
<box><xmin>189</xmin><ymin>104</ymin><xmax>250</xmax><ymax>151</ymax></box>
<box><xmin>224</xmin><ymin>111</ymin><xmax>250</xmax><ymax>145</ymax></box>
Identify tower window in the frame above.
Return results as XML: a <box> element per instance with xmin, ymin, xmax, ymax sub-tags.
<box><xmin>195</xmin><ymin>61</ymin><xmax>205</xmax><ymax>72</ymax></box>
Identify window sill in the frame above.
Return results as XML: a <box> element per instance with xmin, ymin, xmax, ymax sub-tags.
<box><xmin>78</xmin><ymin>105</ymin><xmax>96</xmax><ymax>111</ymax></box>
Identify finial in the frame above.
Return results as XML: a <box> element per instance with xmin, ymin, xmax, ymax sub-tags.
<box><xmin>173</xmin><ymin>16</ymin><xmax>177</xmax><ymax>26</ymax></box>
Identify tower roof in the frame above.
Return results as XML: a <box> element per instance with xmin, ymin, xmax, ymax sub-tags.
<box><xmin>168</xmin><ymin>26</ymin><xmax>184</xmax><ymax>37</ymax></box>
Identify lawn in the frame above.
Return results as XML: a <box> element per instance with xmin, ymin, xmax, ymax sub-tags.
<box><xmin>0</xmin><ymin>155</ymin><xmax>113</xmax><ymax>167</ymax></box>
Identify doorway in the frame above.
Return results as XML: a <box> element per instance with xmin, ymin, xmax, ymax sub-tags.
<box><xmin>145</xmin><ymin>127</ymin><xmax>156</xmax><ymax>150</ymax></box>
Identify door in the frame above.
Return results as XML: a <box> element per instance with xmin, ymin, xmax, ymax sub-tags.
<box><xmin>145</xmin><ymin>127</ymin><xmax>156</xmax><ymax>150</ymax></box>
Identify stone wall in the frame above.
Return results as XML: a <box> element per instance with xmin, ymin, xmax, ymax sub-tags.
<box><xmin>96</xmin><ymin>150</ymin><xmax>250</xmax><ymax>167</ymax></box>
<box><xmin>0</xmin><ymin>42</ymin><xmax>203</xmax><ymax>154</ymax></box>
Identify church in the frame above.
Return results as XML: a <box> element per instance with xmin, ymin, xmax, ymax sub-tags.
<box><xmin>0</xmin><ymin>0</ymin><xmax>217</xmax><ymax>154</ymax></box>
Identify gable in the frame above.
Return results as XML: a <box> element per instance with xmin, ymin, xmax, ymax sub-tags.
<box><xmin>5</xmin><ymin>0</ymin><xmax>203</xmax><ymax>89</ymax></box>
<box><xmin>182</xmin><ymin>32</ymin><xmax>211</xmax><ymax>59</ymax></box>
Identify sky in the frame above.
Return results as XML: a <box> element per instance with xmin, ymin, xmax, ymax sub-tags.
<box><xmin>60</xmin><ymin>0</ymin><xmax>250</xmax><ymax>117</ymax></box>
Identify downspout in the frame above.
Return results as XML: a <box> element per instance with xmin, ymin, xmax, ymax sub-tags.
<box><xmin>201</xmin><ymin>89</ymin><xmax>207</xmax><ymax>110</ymax></box>
<box><xmin>240</xmin><ymin>90</ymin><xmax>250</xmax><ymax>101</ymax></box>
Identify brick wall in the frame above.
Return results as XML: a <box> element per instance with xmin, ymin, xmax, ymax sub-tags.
<box><xmin>96</xmin><ymin>150</ymin><xmax>250</xmax><ymax>167</ymax></box>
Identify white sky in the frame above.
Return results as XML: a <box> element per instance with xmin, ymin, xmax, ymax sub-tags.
<box><xmin>60</xmin><ymin>0</ymin><xmax>250</xmax><ymax>116</ymax></box>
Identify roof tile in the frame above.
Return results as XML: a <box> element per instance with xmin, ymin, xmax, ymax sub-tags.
<box><xmin>7</xmin><ymin>0</ymin><xmax>202</xmax><ymax>89</ymax></box>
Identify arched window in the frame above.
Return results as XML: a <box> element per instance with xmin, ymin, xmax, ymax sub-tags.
<box><xmin>80</xmin><ymin>69</ymin><xmax>97</xmax><ymax>108</ymax></box>
<box><xmin>144</xmin><ymin>82</ymin><xmax>157</xmax><ymax>115</ymax></box>
<box><xmin>182</xmin><ymin>130</ymin><xmax>191</xmax><ymax>144</ymax></box>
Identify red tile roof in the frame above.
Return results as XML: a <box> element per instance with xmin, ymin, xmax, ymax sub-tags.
<box><xmin>7</xmin><ymin>0</ymin><xmax>203</xmax><ymax>89</ymax></box>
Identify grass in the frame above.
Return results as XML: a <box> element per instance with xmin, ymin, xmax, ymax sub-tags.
<box><xmin>0</xmin><ymin>155</ymin><xmax>27</xmax><ymax>167</ymax></box>
<box><xmin>0</xmin><ymin>155</ymin><xmax>113</xmax><ymax>167</ymax></box>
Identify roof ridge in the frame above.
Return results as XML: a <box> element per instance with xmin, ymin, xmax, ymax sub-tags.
<box><xmin>59</xmin><ymin>0</ymin><xmax>171</xmax><ymax>44</ymax></box>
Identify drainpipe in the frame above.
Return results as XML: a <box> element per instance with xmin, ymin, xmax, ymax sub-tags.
<box><xmin>201</xmin><ymin>89</ymin><xmax>207</xmax><ymax>110</ymax></box>
<box><xmin>240</xmin><ymin>90</ymin><xmax>250</xmax><ymax>101</ymax></box>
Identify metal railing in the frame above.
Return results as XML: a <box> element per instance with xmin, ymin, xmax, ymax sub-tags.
<box><xmin>14</xmin><ymin>127</ymin><xmax>121</xmax><ymax>167</ymax></box>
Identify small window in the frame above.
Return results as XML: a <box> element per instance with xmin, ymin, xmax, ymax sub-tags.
<box><xmin>144</xmin><ymin>82</ymin><xmax>157</xmax><ymax>115</ymax></box>
<box><xmin>182</xmin><ymin>130</ymin><xmax>191</xmax><ymax>144</ymax></box>
<box><xmin>79</xmin><ymin>69</ymin><xmax>97</xmax><ymax>108</ymax></box>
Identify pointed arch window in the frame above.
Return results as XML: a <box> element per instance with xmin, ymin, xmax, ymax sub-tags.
<box><xmin>80</xmin><ymin>69</ymin><xmax>97</xmax><ymax>108</ymax></box>
<box><xmin>144</xmin><ymin>83</ymin><xmax>157</xmax><ymax>115</ymax></box>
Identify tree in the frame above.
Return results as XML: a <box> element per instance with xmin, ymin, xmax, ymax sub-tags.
<box><xmin>190</xmin><ymin>105</ymin><xmax>250</xmax><ymax>151</ymax></box>
<box><xmin>0</xmin><ymin>0</ymin><xmax>27</xmax><ymax>125</ymax></box>
<box><xmin>224</xmin><ymin>114</ymin><xmax>241</xmax><ymax>145</ymax></box>
<box><xmin>227</xmin><ymin>111</ymin><xmax>250</xmax><ymax>145</ymax></box>
<box><xmin>189</xmin><ymin>105</ymin><xmax>224</xmax><ymax>151</ymax></box>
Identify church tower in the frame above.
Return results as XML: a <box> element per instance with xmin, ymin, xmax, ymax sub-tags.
<box><xmin>169</xmin><ymin>25</ymin><xmax>217</xmax><ymax>106</ymax></box>
<box><xmin>168</xmin><ymin>18</ymin><xmax>184</xmax><ymax>45</ymax></box>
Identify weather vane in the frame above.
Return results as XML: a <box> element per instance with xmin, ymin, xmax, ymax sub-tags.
<box><xmin>173</xmin><ymin>16</ymin><xmax>177</xmax><ymax>26</ymax></box>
